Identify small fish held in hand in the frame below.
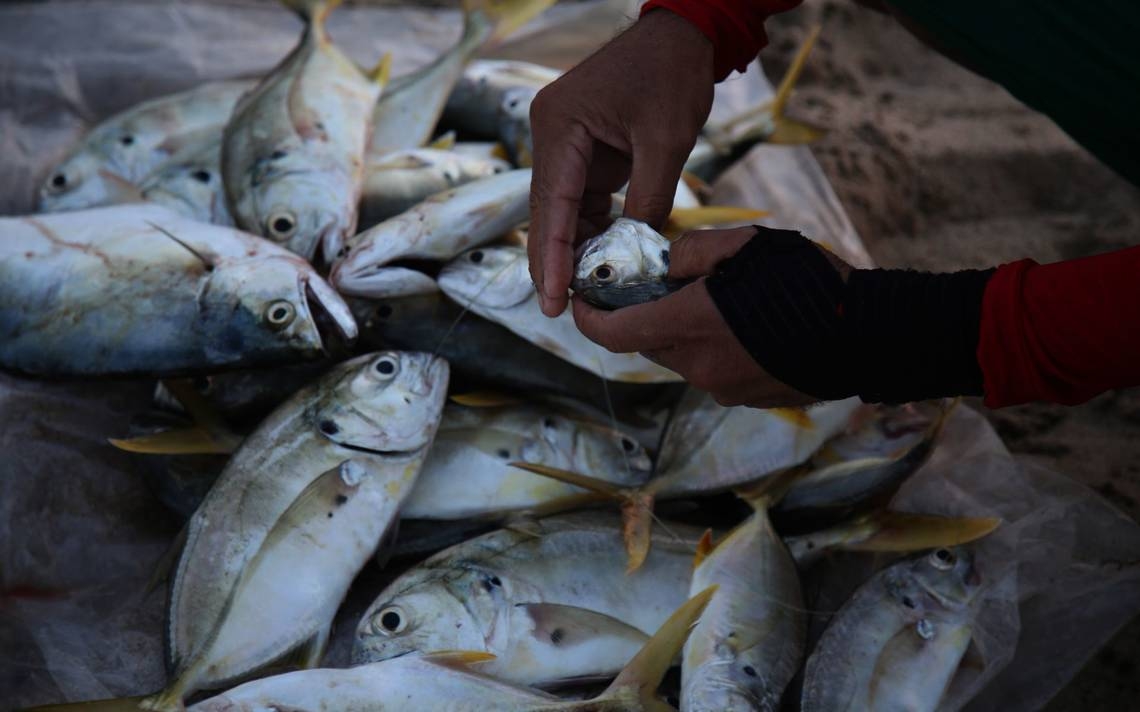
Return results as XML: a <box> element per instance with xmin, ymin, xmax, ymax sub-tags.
<box><xmin>572</xmin><ymin>218</ymin><xmax>689</xmax><ymax>310</ymax></box>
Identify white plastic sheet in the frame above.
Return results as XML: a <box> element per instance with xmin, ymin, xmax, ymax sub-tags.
<box><xmin>0</xmin><ymin>1</ymin><xmax>1136</xmax><ymax>710</ymax></box>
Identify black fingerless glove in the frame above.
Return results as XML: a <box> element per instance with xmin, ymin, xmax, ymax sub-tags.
<box><xmin>704</xmin><ymin>226</ymin><xmax>995</xmax><ymax>403</ymax></box>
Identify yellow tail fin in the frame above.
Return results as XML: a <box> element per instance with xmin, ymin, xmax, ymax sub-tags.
<box><xmin>463</xmin><ymin>0</ymin><xmax>557</xmax><ymax>45</ymax></box>
<box><xmin>665</xmin><ymin>206</ymin><xmax>770</xmax><ymax>238</ymax></box>
<box><xmin>108</xmin><ymin>426</ymin><xmax>239</xmax><ymax>455</ymax></box>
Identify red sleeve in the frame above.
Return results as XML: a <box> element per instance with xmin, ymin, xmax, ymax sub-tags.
<box><xmin>978</xmin><ymin>246</ymin><xmax>1140</xmax><ymax>408</ymax></box>
<box><xmin>640</xmin><ymin>0</ymin><xmax>803</xmax><ymax>81</ymax></box>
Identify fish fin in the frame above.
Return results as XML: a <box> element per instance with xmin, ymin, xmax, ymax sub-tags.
<box><xmin>490</xmin><ymin>142</ymin><xmax>512</xmax><ymax>162</ymax></box>
<box><xmin>665</xmin><ymin>206</ymin><xmax>769</xmax><ymax>238</ymax></box>
<box><xmin>372</xmin><ymin>514</ymin><xmax>401</xmax><ymax>571</ymax></box>
<box><xmin>370</xmin><ymin>153</ymin><xmax>437</xmax><ymax>171</ymax></box>
<box><xmin>271</xmin><ymin>461</ymin><xmax>367</xmax><ymax>536</ymax></box>
<box><xmin>518</xmin><ymin>492</ymin><xmax>612</xmax><ymax>519</ymax></box>
<box><xmin>17</xmin><ymin>696</ymin><xmax>151</xmax><ymax>711</ymax></box>
<box><xmin>96</xmin><ymin>169</ymin><xmax>145</xmax><ymax>203</ymax></box>
<box><xmin>296</xmin><ymin>623</ymin><xmax>332</xmax><ymax>669</ymax></box>
<box><xmin>370</xmin><ymin>51</ymin><xmax>393</xmax><ymax>87</ymax></box>
<box><xmin>428</xmin><ymin>131</ymin><xmax>458</xmax><ymax>150</ymax></box>
<box><xmin>522</xmin><ymin>602</ymin><xmax>650</xmax><ymax>648</ymax></box>
<box><xmin>851</xmin><ymin>512</ymin><xmax>1001</xmax><ymax>552</ymax></box>
<box><xmin>451</xmin><ymin>391</ymin><xmax>524</xmax><ymax>408</ymax></box>
<box><xmin>502</xmin><ymin>515</ymin><xmax>544</xmax><ymax>538</ymax></box>
<box><xmin>680</xmin><ymin>170</ymin><xmax>712</xmax><ymax>200</ymax></box>
<box><xmin>771</xmin><ymin>406</ymin><xmax>813</xmax><ymax>429</ymax></box>
<box><xmin>280</xmin><ymin>0</ymin><xmax>342</xmax><ymax>23</ymax></box>
<box><xmin>597</xmin><ymin>586</ymin><xmax>717</xmax><ymax>707</ymax></box>
<box><xmin>463</xmin><ymin>0</ymin><xmax>556</xmax><ymax>46</ymax></box>
<box><xmin>145</xmin><ymin>522</ymin><xmax>189</xmax><ymax>596</ymax></box>
<box><xmin>146</xmin><ymin>221</ymin><xmax>220</xmax><ymax>271</ymax></box>
<box><xmin>622</xmin><ymin>492</ymin><xmax>655</xmax><ymax>573</ymax></box>
<box><xmin>769</xmin><ymin>24</ymin><xmax>821</xmax><ymax>122</ymax></box>
<box><xmin>422</xmin><ymin>650</ymin><xmax>497</xmax><ymax>670</ymax></box>
<box><xmin>734</xmin><ymin>464</ymin><xmax>813</xmax><ymax>511</ymax></box>
<box><xmin>160</xmin><ymin>379</ymin><xmax>234</xmax><ymax>437</ymax></box>
<box><xmin>508</xmin><ymin>462</ymin><xmax>627</xmax><ymax>498</ymax></box>
<box><xmin>108</xmin><ymin>426</ymin><xmax>239</xmax><ymax>455</ymax></box>
<box><xmin>693</xmin><ymin>529</ymin><xmax>714</xmax><ymax>569</ymax></box>
<box><xmin>766</xmin><ymin>117</ymin><xmax>827</xmax><ymax>145</ymax></box>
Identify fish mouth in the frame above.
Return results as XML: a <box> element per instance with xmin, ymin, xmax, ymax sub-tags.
<box><xmin>304</xmin><ymin>277</ymin><xmax>358</xmax><ymax>355</ymax></box>
<box><xmin>332</xmin><ymin>262</ymin><xmax>440</xmax><ymax>299</ymax></box>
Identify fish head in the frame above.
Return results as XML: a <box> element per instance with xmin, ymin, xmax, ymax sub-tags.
<box><xmin>352</xmin><ymin>573</ymin><xmax>490</xmax><ymax>664</ymax></box>
<box><xmin>572</xmin><ymin>218</ymin><xmax>671</xmax><ymax>295</ymax></box>
<box><xmin>38</xmin><ymin>152</ymin><xmax>136</xmax><ymax>212</ymax></box>
<box><xmin>497</xmin><ymin>87</ymin><xmax>536</xmax><ymax>165</ymax></box>
<box><xmin>202</xmin><ymin>252</ymin><xmax>357</xmax><ymax>362</ymax></box>
<box><xmin>539</xmin><ymin>415</ymin><xmax>652</xmax><ymax>480</ymax></box>
<box><xmin>329</xmin><ymin>213</ymin><xmax>432</xmax><ymax>297</ymax></box>
<box><xmin>682</xmin><ymin>668</ymin><xmax>772</xmax><ymax>712</ymax></box>
<box><xmin>312</xmin><ymin>351</ymin><xmax>450</xmax><ymax>455</ymax></box>
<box><xmin>889</xmin><ymin>546</ymin><xmax>981</xmax><ymax>617</ymax></box>
<box><xmin>142</xmin><ymin>157</ymin><xmax>229</xmax><ymax>225</ymax></box>
<box><xmin>438</xmin><ymin>246</ymin><xmax>533</xmax><ymax>310</ymax></box>
<box><xmin>233</xmin><ymin>150</ymin><xmax>357</xmax><ymax>263</ymax></box>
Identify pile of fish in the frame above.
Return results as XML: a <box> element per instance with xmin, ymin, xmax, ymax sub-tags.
<box><xmin>5</xmin><ymin>2</ymin><xmax>1009</xmax><ymax>710</ymax></box>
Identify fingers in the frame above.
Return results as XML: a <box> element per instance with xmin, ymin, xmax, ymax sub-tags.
<box><xmin>623</xmin><ymin>134</ymin><xmax>692</xmax><ymax>231</ymax></box>
<box><xmin>571</xmin><ymin>293</ymin><xmax>678</xmax><ymax>354</ymax></box>
<box><xmin>529</xmin><ymin>108</ymin><xmax>595</xmax><ymax>316</ymax></box>
<box><xmin>667</xmin><ymin>226</ymin><xmax>758</xmax><ymax>278</ymax></box>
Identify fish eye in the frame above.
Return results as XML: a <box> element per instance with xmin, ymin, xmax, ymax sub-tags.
<box><xmin>265</xmin><ymin>300</ymin><xmax>296</xmax><ymax>329</ymax></box>
<box><xmin>372</xmin><ymin>606</ymin><xmax>407</xmax><ymax>635</ymax></box>
<box><xmin>592</xmin><ymin>264</ymin><xmax>616</xmax><ymax>284</ymax></box>
<box><xmin>373</xmin><ymin>356</ymin><xmax>398</xmax><ymax>378</ymax></box>
<box><xmin>469</xmin><ymin>250</ymin><xmax>484</xmax><ymax>264</ymax></box>
<box><xmin>620</xmin><ymin>437</ymin><xmax>637</xmax><ymax>453</ymax></box>
<box><xmin>191</xmin><ymin>170</ymin><xmax>212</xmax><ymax>184</ymax></box>
<box><xmin>120</xmin><ymin>134</ymin><xmax>135</xmax><ymax>146</ymax></box>
<box><xmin>376</xmin><ymin>304</ymin><xmax>393</xmax><ymax>319</ymax></box>
<box><xmin>49</xmin><ymin>173</ymin><xmax>68</xmax><ymax>190</ymax></box>
<box><xmin>929</xmin><ymin>548</ymin><xmax>956</xmax><ymax>570</ymax></box>
<box><xmin>266</xmin><ymin>212</ymin><xmax>297</xmax><ymax>240</ymax></box>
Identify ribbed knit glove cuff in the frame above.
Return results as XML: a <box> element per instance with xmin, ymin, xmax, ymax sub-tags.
<box><xmin>705</xmin><ymin>227</ymin><xmax>995</xmax><ymax>403</ymax></box>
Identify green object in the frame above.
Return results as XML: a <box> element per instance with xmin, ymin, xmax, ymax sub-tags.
<box><xmin>888</xmin><ymin>0</ymin><xmax>1140</xmax><ymax>187</ymax></box>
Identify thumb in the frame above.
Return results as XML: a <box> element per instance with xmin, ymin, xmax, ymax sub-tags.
<box><xmin>623</xmin><ymin>135</ymin><xmax>690</xmax><ymax>230</ymax></box>
<box><xmin>667</xmin><ymin>226</ymin><xmax>758</xmax><ymax>279</ymax></box>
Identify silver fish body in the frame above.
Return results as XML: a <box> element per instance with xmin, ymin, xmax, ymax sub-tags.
<box><xmin>801</xmin><ymin>547</ymin><xmax>981</xmax><ymax>712</ymax></box>
<box><xmin>402</xmin><ymin>404</ymin><xmax>652</xmax><ymax>519</ymax></box>
<box><xmin>572</xmin><ymin>218</ymin><xmax>684</xmax><ymax>310</ymax></box>
<box><xmin>0</xmin><ymin>204</ymin><xmax>355</xmax><ymax>377</ymax></box>
<box><xmin>163</xmin><ymin>352</ymin><xmax>449</xmax><ymax>703</ymax></box>
<box><xmin>359</xmin><ymin>147</ymin><xmax>511</xmax><ymax>228</ymax></box>
<box><xmin>38</xmin><ymin>80</ymin><xmax>253</xmax><ymax>213</ymax></box>
<box><xmin>141</xmin><ymin>132</ymin><xmax>233</xmax><ymax>225</ymax></box>
<box><xmin>443</xmin><ymin>59</ymin><xmax>560</xmax><ymax>138</ymax></box>
<box><xmin>332</xmin><ymin>168</ymin><xmax>532</xmax><ymax>299</ymax></box>
<box><xmin>437</xmin><ymin>245</ymin><xmax>682</xmax><ymax>383</ymax></box>
<box><xmin>497</xmin><ymin>85</ymin><xmax>536</xmax><ymax>166</ymax></box>
<box><xmin>352</xmin><ymin>511</ymin><xmax>703</xmax><ymax>685</ymax></box>
<box><xmin>683</xmin><ymin>507</ymin><xmax>804</xmax><ymax>712</ymax></box>
<box><xmin>222</xmin><ymin>4</ymin><xmax>385</xmax><ymax>262</ymax></box>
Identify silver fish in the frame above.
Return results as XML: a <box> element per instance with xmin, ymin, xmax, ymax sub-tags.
<box><xmin>332</xmin><ymin>168</ymin><xmax>532</xmax><ymax>299</ymax></box>
<box><xmin>222</xmin><ymin>1</ymin><xmax>389</xmax><ymax>262</ymax></box>
<box><xmin>368</xmin><ymin>0</ymin><xmax>555</xmax><ymax>155</ymax></box>
<box><xmin>0</xmin><ymin>204</ymin><xmax>355</xmax><ymax>377</ymax></box>
<box><xmin>401</xmin><ymin>404</ymin><xmax>652</xmax><ymax>519</ymax></box>
<box><xmin>141</xmin><ymin>132</ymin><xmax>233</xmax><ymax>225</ymax></box>
<box><xmin>801</xmin><ymin>547</ymin><xmax>982</xmax><ymax>712</ymax></box>
<box><xmin>572</xmin><ymin>218</ymin><xmax>685</xmax><ymax>310</ymax></box>
<box><xmin>159</xmin><ymin>352</ymin><xmax>449</xmax><ymax>708</ymax></box>
<box><xmin>437</xmin><ymin>245</ymin><xmax>683</xmax><ymax>383</ymax></box>
<box><xmin>193</xmin><ymin>590</ymin><xmax>715</xmax><ymax>712</ymax></box>
<box><xmin>359</xmin><ymin>146</ymin><xmax>511</xmax><ymax>227</ymax></box>
<box><xmin>497</xmin><ymin>85</ymin><xmax>536</xmax><ymax>166</ymax></box>
<box><xmin>38</xmin><ymin>79</ymin><xmax>253</xmax><ymax>213</ymax></box>
<box><xmin>352</xmin><ymin>511</ymin><xmax>704</xmax><ymax>685</ymax></box>
<box><xmin>443</xmin><ymin>58</ymin><xmax>560</xmax><ymax>138</ymax></box>
<box><xmin>683</xmin><ymin>493</ymin><xmax>804</xmax><ymax>712</ymax></box>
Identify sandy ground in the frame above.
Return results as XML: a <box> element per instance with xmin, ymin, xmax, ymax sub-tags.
<box><xmin>760</xmin><ymin>3</ymin><xmax>1140</xmax><ymax>708</ymax></box>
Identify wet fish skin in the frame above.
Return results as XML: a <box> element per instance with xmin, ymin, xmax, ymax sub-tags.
<box><xmin>165</xmin><ymin>352</ymin><xmax>449</xmax><ymax>702</ymax></box>
<box><xmin>38</xmin><ymin>80</ymin><xmax>253</xmax><ymax>213</ymax></box>
<box><xmin>497</xmin><ymin>85</ymin><xmax>536</xmax><ymax>166</ymax></box>
<box><xmin>332</xmin><ymin>168</ymin><xmax>532</xmax><ymax>299</ymax></box>
<box><xmin>443</xmin><ymin>58</ymin><xmax>560</xmax><ymax>138</ymax></box>
<box><xmin>141</xmin><ymin>132</ymin><xmax>233</xmax><ymax>225</ymax></box>
<box><xmin>352</xmin><ymin>511</ymin><xmax>704</xmax><ymax>685</ymax></box>
<box><xmin>437</xmin><ymin>245</ymin><xmax>682</xmax><ymax>383</ymax></box>
<box><xmin>683</xmin><ymin>505</ymin><xmax>804</xmax><ymax>712</ymax></box>
<box><xmin>801</xmin><ymin>547</ymin><xmax>981</xmax><ymax>712</ymax></box>
<box><xmin>358</xmin><ymin>146</ymin><xmax>511</xmax><ymax>228</ymax></box>
<box><xmin>402</xmin><ymin>403</ymin><xmax>653</xmax><ymax>519</ymax></box>
<box><xmin>222</xmin><ymin>2</ymin><xmax>387</xmax><ymax>262</ymax></box>
<box><xmin>0</xmin><ymin>204</ymin><xmax>355</xmax><ymax>377</ymax></box>
<box><xmin>572</xmin><ymin>218</ymin><xmax>687</xmax><ymax>311</ymax></box>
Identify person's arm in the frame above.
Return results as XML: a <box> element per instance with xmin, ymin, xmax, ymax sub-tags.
<box><xmin>641</xmin><ymin>0</ymin><xmax>803</xmax><ymax>81</ymax></box>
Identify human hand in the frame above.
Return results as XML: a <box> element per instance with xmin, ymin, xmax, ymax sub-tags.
<box><xmin>528</xmin><ymin>9</ymin><xmax>715</xmax><ymax>317</ymax></box>
<box><xmin>572</xmin><ymin>226</ymin><xmax>852</xmax><ymax>408</ymax></box>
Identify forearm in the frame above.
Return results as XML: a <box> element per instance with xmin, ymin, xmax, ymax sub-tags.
<box><xmin>640</xmin><ymin>0</ymin><xmax>804</xmax><ymax>80</ymax></box>
<box><xmin>706</xmin><ymin>230</ymin><xmax>1140</xmax><ymax>407</ymax></box>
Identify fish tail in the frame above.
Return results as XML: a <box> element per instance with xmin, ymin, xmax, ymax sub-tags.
<box><xmin>462</xmin><ymin>0</ymin><xmax>556</xmax><ymax>46</ymax></box>
<box><xmin>847</xmin><ymin>512</ymin><xmax>1002</xmax><ymax>553</ymax></box>
<box><xmin>665</xmin><ymin>206</ymin><xmax>770</xmax><ymax>237</ymax></box>
<box><xmin>592</xmin><ymin>587</ymin><xmax>717</xmax><ymax>710</ymax></box>
<box><xmin>280</xmin><ymin>0</ymin><xmax>342</xmax><ymax>23</ymax></box>
<box><xmin>18</xmin><ymin>695</ymin><xmax>151</xmax><ymax>712</ymax></box>
<box><xmin>370</xmin><ymin>51</ymin><xmax>393</xmax><ymax>87</ymax></box>
<box><xmin>735</xmin><ymin>463</ymin><xmax>815</xmax><ymax>511</ymax></box>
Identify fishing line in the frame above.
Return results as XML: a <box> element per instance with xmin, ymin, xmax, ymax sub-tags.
<box><xmin>431</xmin><ymin>249</ymin><xmax>523</xmax><ymax>360</ymax></box>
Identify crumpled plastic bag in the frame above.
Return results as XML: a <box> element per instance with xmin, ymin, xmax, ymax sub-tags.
<box><xmin>0</xmin><ymin>2</ymin><xmax>1137</xmax><ymax>710</ymax></box>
